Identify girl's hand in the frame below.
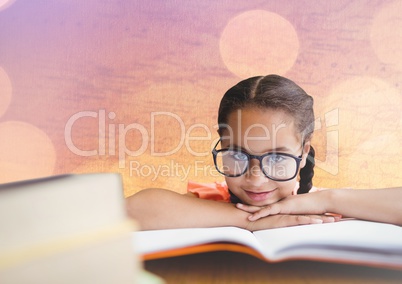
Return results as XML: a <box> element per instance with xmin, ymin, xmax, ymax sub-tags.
<box><xmin>247</xmin><ymin>213</ymin><xmax>337</xmax><ymax>232</ymax></box>
<box><xmin>237</xmin><ymin>190</ymin><xmax>341</xmax><ymax>222</ymax></box>
<box><xmin>236</xmin><ymin>203</ymin><xmax>265</xmax><ymax>214</ymax></box>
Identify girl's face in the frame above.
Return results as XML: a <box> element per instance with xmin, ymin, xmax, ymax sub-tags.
<box><xmin>221</xmin><ymin>107</ymin><xmax>310</xmax><ymax>206</ymax></box>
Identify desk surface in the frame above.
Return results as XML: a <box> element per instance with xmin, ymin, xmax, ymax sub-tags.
<box><xmin>145</xmin><ymin>251</ymin><xmax>402</xmax><ymax>284</ymax></box>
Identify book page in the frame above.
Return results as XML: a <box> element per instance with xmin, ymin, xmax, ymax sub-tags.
<box><xmin>253</xmin><ymin>220</ymin><xmax>402</xmax><ymax>265</ymax></box>
<box><xmin>134</xmin><ymin>226</ymin><xmax>262</xmax><ymax>255</ymax></box>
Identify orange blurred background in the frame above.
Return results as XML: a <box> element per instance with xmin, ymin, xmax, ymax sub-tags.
<box><xmin>0</xmin><ymin>0</ymin><xmax>401</xmax><ymax>196</ymax></box>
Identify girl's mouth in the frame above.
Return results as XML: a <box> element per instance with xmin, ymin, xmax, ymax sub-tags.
<box><xmin>244</xmin><ymin>189</ymin><xmax>277</xmax><ymax>202</ymax></box>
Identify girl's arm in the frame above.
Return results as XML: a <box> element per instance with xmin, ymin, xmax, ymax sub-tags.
<box><xmin>240</xmin><ymin>187</ymin><xmax>402</xmax><ymax>226</ymax></box>
<box><xmin>125</xmin><ymin>188</ymin><xmax>336</xmax><ymax>231</ymax></box>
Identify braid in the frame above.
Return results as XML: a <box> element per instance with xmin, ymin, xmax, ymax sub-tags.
<box><xmin>298</xmin><ymin>146</ymin><xmax>315</xmax><ymax>194</ymax></box>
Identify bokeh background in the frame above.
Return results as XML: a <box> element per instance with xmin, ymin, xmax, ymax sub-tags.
<box><xmin>1</xmin><ymin>0</ymin><xmax>401</xmax><ymax>197</ymax></box>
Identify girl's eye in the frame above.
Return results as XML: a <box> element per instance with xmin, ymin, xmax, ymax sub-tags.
<box><xmin>232</xmin><ymin>152</ymin><xmax>248</xmax><ymax>161</ymax></box>
<box><xmin>267</xmin><ymin>154</ymin><xmax>284</xmax><ymax>164</ymax></box>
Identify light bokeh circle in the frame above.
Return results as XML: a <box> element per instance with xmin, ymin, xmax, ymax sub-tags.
<box><xmin>0</xmin><ymin>67</ymin><xmax>12</xmax><ymax>117</ymax></box>
<box><xmin>326</xmin><ymin>76</ymin><xmax>400</xmax><ymax>153</ymax></box>
<box><xmin>370</xmin><ymin>1</ymin><xmax>402</xmax><ymax>69</ymax></box>
<box><xmin>348</xmin><ymin>132</ymin><xmax>402</xmax><ymax>188</ymax></box>
<box><xmin>219</xmin><ymin>10</ymin><xmax>299</xmax><ymax>78</ymax></box>
<box><xmin>0</xmin><ymin>121</ymin><xmax>57</xmax><ymax>183</ymax></box>
<box><xmin>323</xmin><ymin>76</ymin><xmax>401</xmax><ymax>188</ymax></box>
<box><xmin>0</xmin><ymin>0</ymin><xmax>16</xmax><ymax>11</ymax></box>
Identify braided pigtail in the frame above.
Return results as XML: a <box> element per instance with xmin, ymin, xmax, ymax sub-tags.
<box><xmin>298</xmin><ymin>146</ymin><xmax>315</xmax><ymax>194</ymax></box>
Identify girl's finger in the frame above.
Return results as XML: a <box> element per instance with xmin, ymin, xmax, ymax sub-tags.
<box><xmin>236</xmin><ymin>203</ymin><xmax>262</xmax><ymax>213</ymax></box>
<box><xmin>274</xmin><ymin>215</ymin><xmax>323</xmax><ymax>228</ymax></box>
<box><xmin>286</xmin><ymin>215</ymin><xmax>338</xmax><ymax>227</ymax></box>
<box><xmin>248</xmin><ymin>205</ymin><xmax>276</xmax><ymax>221</ymax></box>
<box><xmin>307</xmin><ymin>214</ymin><xmax>335</xmax><ymax>223</ymax></box>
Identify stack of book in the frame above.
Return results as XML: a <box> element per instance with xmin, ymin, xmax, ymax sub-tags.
<box><xmin>0</xmin><ymin>173</ymin><xmax>146</xmax><ymax>284</ymax></box>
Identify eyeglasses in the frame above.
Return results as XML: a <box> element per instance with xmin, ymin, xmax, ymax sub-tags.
<box><xmin>212</xmin><ymin>140</ymin><xmax>303</xmax><ymax>181</ymax></box>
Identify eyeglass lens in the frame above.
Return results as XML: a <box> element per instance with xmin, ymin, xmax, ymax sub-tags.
<box><xmin>215</xmin><ymin>150</ymin><xmax>298</xmax><ymax>180</ymax></box>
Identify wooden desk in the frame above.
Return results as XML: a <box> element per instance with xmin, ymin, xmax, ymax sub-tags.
<box><xmin>145</xmin><ymin>251</ymin><xmax>402</xmax><ymax>284</ymax></box>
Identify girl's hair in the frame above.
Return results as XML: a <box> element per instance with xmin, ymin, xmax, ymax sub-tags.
<box><xmin>218</xmin><ymin>75</ymin><xmax>315</xmax><ymax>194</ymax></box>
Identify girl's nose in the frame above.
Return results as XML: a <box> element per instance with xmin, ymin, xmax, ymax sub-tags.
<box><xmin>245</xmin><ymin>159</ymin><xmax>268</xmax><ymax>186</ymax></box>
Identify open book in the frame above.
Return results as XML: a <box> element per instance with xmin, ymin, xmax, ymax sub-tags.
<box><xmin>134</xmin><ymin>220</ymin><xmax>402</xmax><ymax>270</ymax></box>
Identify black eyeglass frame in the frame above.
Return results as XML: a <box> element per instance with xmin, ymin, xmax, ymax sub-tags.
<box><xmin>212</xmin><ymin>140</ymin><xmax>303</xmax><ymax>182</ymax></box>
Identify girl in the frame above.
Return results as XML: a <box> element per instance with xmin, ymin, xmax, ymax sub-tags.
<box><xmin>126</xmin><ymin>75</ymin><xmax>402</xmax><ymax>231</ymax></box>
